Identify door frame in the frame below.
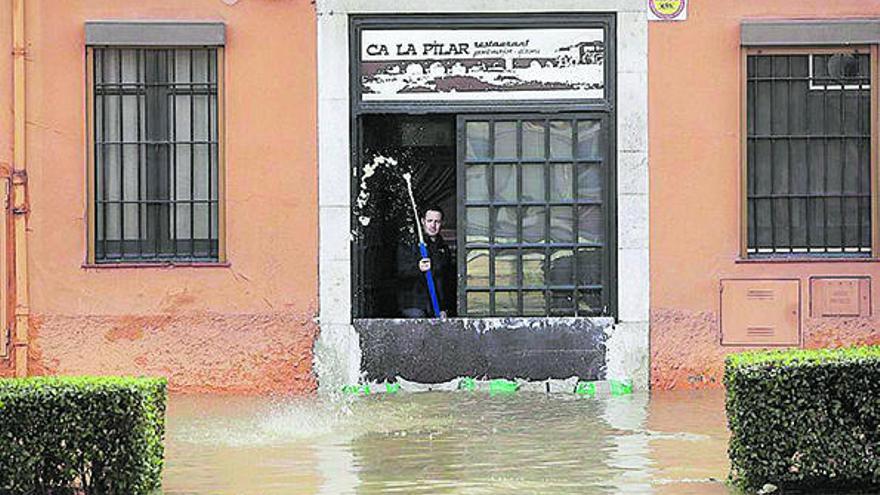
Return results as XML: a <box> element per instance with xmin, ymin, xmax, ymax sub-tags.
<box><xmin>349</xmin><ymin>13</ymin><xmax>618</xmax><ymax>319</ymax></box>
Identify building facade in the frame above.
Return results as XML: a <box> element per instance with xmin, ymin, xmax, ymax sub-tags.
<box><xmin>0</xmin><ymin>0</ymin><xmax>877</xmax><ymax>393</ymax></box>
<box><xmin>650</xmin><ymin>0</ymin><xmax>880</xmax><ymax>389</ymax></box>
<box><xmin>315</xmin><ymin>0</ymin><xmax>649</xmax><ymax>391</ymax></box>
<box><xmin>0</xmin><ymin>0</ymin><xmax>319</xmax><ymax>393</ymax></box>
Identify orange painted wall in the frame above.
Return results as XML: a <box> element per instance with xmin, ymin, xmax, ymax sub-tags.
<box><xmin>0</xmin><ymin>0</ymin><xmax>12</xmax><ymax>378</ymax></box>
<box><xmin>0</xmin><ymin>0</ymin><xmax>318</xmax><ymax>392</ymax></box>
<box><xmin>650</xmin><ymin>1</ymin><xmax>880</xmax><ymax>389</ymax></box>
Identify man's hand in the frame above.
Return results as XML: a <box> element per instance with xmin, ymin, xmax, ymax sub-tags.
<box><xmin>418</xmin><ymin>258</ymin><xmax>431</xmax><ymax>272</ymax></box>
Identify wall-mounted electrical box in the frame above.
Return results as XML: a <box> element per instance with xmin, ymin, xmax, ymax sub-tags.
<box><xmin>721</xmin><ymin>279</ymin><xmax>800</xmax><ymax>346</ymax></box>
<box><xmin>810</xmin><ymin>277</ymin><xmax>871</xmax><ymax>317</ymax></box>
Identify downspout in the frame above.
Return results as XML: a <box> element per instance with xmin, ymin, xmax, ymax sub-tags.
<box><xmin>11</xmin><ymin>0</ymin><xmax>29</xmax><ymax>377</ymax></box>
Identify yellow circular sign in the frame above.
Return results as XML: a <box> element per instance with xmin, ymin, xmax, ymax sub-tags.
<box><xmin>649</xmin><ymin>0</ymin><xmax>685</xmax><ymax>19</ymax></box>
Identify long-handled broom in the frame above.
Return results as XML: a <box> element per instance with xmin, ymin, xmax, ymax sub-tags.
<box><xmin>402</xmin><ymin>172</ymin><xmax>442</xmax><ymax>317</ymax></box>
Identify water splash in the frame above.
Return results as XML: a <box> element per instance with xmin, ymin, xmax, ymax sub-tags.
<box><xmin>351</xmin><ymin>153</ymin><xmax>416</xmax><ymax>244</ymax></box>
<box><xmin>164</xmin><ymin>391</ymin><xmax>732</xmax><ymax>495</ymax></box>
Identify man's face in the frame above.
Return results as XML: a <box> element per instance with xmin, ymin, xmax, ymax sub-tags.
<box><xmin>422</xmin><ymin>210</ymin><xmax>443</xmax><ymax>237</ymax></box>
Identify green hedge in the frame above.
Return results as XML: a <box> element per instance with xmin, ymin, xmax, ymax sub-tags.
<box><xmin>725</xmin><ymin>346</ymin><xmax>880</xmax><ymax>493</ymax></box>
<box><xmin>0</xmin><ymin>376</ymin><xmax>167</xmax><ymax>495</ymax></box>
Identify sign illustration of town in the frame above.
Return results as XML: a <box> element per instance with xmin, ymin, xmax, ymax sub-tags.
<box><xmin>360</xmin><ymin>28</ymin><xmax>605</xmax><ymax>101</ymax></box>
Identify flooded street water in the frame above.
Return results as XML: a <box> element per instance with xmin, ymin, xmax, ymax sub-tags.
<box><xmin>162</xmin><ymin>390</ymin><xmax>732</xmax><ymax>494</ymax></box>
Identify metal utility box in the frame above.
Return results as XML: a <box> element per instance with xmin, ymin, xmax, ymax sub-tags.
<box><xmin>721</xmin><ymin>279</ymin><xmax>800</xmax><ymax>346</ymax></box>
<box><xmin>810</xmin><ymin>277</ymin><xmax>871</xmax><ymax>317</ymax></box>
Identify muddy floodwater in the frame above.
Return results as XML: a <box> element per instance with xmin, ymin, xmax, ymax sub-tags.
<box><xmin>161</xmin><ymin>390</ymin><xmax>732</xmax><ymax>494</ymax></box>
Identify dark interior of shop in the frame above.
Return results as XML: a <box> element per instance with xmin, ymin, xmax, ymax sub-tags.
<box><xmin>357</xmin><ymin>114</ymin><xmax>458</xmax><ymax>317</ymax></box>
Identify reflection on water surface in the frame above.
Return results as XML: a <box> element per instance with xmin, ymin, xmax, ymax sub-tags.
<box><xmin>162</xmin><ymin>390</ymin><xmax>731</xmax><ymax>494</ymax></box>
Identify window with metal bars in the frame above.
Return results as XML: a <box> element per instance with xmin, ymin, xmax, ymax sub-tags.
<box><xmin>745</xmin><ymin>49</ymin><xmax>872</xmax><ymax>256</ymax></box>
<box><xmin>459</xmin><ymin>115</ymin><xmax>610</xmax><ymax>316</ymax></box>
<box><xmin>90</xmin><ymin>47</ymin><xmax>220</xmax><ymax>262</ymax></box>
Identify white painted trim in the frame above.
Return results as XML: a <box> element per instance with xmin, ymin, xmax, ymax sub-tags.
<box><xmin>316</xmin><ymin>1</ymin><xmax>649</xmax><ymax>392</ymax></box>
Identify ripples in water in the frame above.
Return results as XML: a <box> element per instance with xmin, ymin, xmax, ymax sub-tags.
<box><xmin>162</xmin><ymin>390</ymin><xmax>730</xmax><ymax>494</ymax></box>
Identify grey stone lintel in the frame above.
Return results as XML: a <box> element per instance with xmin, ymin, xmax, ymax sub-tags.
<box><xmin>742</xmin><ymin>19</ymin><xmax>880</xmax><ymax>46</ymax></box>
<box><xmin>85</xmin><ymin>21</ymin><xmax>226</xmax><ymax>46</ymax></box>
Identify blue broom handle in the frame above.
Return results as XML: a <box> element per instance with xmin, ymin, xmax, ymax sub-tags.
<box><xmin>419</xmin><ymin>243</ymin><xmax>442</xmax><ymax>317</ymax></box>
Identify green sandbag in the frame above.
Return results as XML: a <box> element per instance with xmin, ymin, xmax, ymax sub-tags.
<box><xmin>489</xmin><ymin>379</ymin><xmax>518</xmax><ymax>395</ymax></box>
<box><xmin>458</xmin><ymin>377</ymin><xmax>476</xmax><ymax>391</ymax></box>
<box><xmin>342</xmin><ymin>384</ymin><xmax>371</xmax><ymax>395</ymax></box>
<box><xmin>609</xmin><ymin>379</ymin><xmax>633</xmax><ymax>396</ymax></box>
<box><xmin>574</xmin><ymin>381</ymin><xmax>596</xmax><ymax>397</ymax></box>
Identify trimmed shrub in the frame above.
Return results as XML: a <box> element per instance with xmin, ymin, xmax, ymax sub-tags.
<box><xmin>0</xmin><ymin>376</ymin><xmax>167</xmax><ymax>494</ymax></box>
<box><xmin>725</xmin><ymin>346</ymin><xmax>880</xmax><ymax>493</ymax></box>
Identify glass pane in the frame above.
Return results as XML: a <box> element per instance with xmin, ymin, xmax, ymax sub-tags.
<box><xmin>843</xmin><ymin>140</ymin><xmax>860</xmax><ymax>195</ymax></box>
<box><xmin>522</xmin><ymin>121</ymin><xmax>546</xmax><ymax>161</ymax></box>
<box><xmin>174</xmin><ymin>93</ymin><xmax>193</xmax><ymax>141</ymax></box>
<box><xmin>577</xmin><ymin>121</ymin><xmax>601</xmax><ymax>160</ymax></box>
<box><xmin>789</xmin><ymin>197</ymin><xmax>806</xmax><ymax>250</ymax></box>
<box><xmin>104</xmin><ymin>95</ymin><xmax>121</xmax><ymax>141</ymax></box>
<box><xmin>210</xmin><ymin>203</ymin><xmax>219</xmax><ymax>239</ymax></box>
<box><xmin>494</xmin><ymin>164</ymin><xmax>517</xmax><ymax>202</ymax></box>
<box><xmin>494</xmin><ymin>291</ymin><xmax>518</xmax><ymax>315</ymax></box>
<box><xmin>522</xmin><ymin>291</ymin><xmax>545</xmax><ymax>316</ymax></box>
<box><xmin>844</xmin><ymin>197</ymin><xmax>860</xmax><ymax>248</ymax></box>
<box><xmin>577</xmin><ymin>248</ymin><xmax>602</xmax><ymax>286</ymax></box>
<box><xmin>104</xmin><ymin>203</ymin><xmax>120</xmax><ymax>240</ymax></box>
<box><xmin>550</xmin><ymin>163</ymin><xmax>574</xmax><ymax>201</ymax></box>
<box><xmin>825</xmin><ymin>197</ymin><xmax>842</xmax><ymax>247</ymax></box>
<box><xmin>494</xmin><ymin>250</ymin><xmax>519</xmax><ymax>287</ymax></box>
<box><xmin>101</xmin><ymin>49</ymin><xmax>120</xmax><ymax>83</ymax></box>
<box><xmin>467</xmin><ymin>249</ymin><xmax>489</xmax><ymax>287</ymax></box>
<box><xmin>193</xmin><ymin>94</ymin><xmax>210</xmax><ymax>142</ymax></box>
<box><xmin>550</xmin><ymin>206</ymin><xmax>574</xmax><ymax>243</ymax></box>
<box><xmin>175</xmin><ymin>203</ymin><xmax>192</xmax><ymax>240</ymax></box>
<box><xmin>549</xmin><ymin>290</ymin><xmax>575</xmax><ymax>316</ymax></box>
<box><xmin>466</xmin><ymin>164</ymin><xmax>489</xmax><ymax>201</ymax></box>
<box><xmin>494</xmin><ymin>121</ymin><xmax>517</xmax><ymax>160</ymax></box>
<box><xmin>193</xmin><ymin>204</ymin><xmax>210</xmax><ymax>239</ymax></box>
<box><xmin>522</xmin><ymin>206</ymin><xmax>546</xmax><ymax>243</ymax></box>
<box><xmin>577</xmin><ymin>289</ymin><xmax>602</xmax><ymax>315</ymax></box>
<box><xmin>174</xmin><ymin>49</ymin><xmax>192</xmax><ymax>84</ymax></box>
<box><xmin>466</xmin><ymin>207</ymin><xmax>489</xmax><ymax>244</ymax></box>
<box><xmin>549</xmin><ymin>120</ymin><xmax>573</xmax><ymax>159</ymax></box>
<box><xmin>96</xmin><ymin>203</ymin><xmax>105</xmax><ymax>241</ymax></box>
<box><xmin>495</xmin><ymin>207</ymin><xmax>518</xmax><ymax>244</ymax></box>
<box><xmin>121</xmin><ymin>94</ymin><xmax>139</xmax><ymax>142</ymax></box>
<box><xmin>578</xmin><ymin>206</ymin><xmax>603</xmax><ymax>244</ymax></box>
<box><xmin>522</xmin><ymin>249</ymin><xmax>545</xmax><ymax>286</ymax></box>
<box><xmin>548</xmin><ymin>249</ymin><xmax>574</xmax><ymax>285</ymax></box>
<box><xmin>754</xmin><ymin>197</ymin><xmax>772</xmax><ymax>249</ymax></box>
<box><xmin>467</xmin><ymin>291</ymin><xmax>490</xmax><ymax>316</ymax></box>
<box><xmin>466</xmin><ymin>121</ymin><xmax>490</xmax><ymax>160</ymax></box>
<box><xmin>577</xmin><ymin>163</ymin><xmax>602</xmax><ymax>202</ymax></box>
<box><xmin>522</xmin><ymin>164</ymin><xmax>545</xmax><ymax>201</ymax></box>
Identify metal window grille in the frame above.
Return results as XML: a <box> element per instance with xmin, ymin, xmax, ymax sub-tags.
<box><xmin>459</xmin><ymin>115</ymin><xmax>609</xmax><ymax>317</ymax></box>
<box><xmin>746</xmin><ymin>51</ymin><xmax>872</xmax><ymax>256</ymax></box>
<box><xmin>93</xmin><ymin>47</ymin><xmax>220</xmax><ymax>262</ymax></box>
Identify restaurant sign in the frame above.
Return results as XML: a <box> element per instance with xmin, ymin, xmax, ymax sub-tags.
<box><xmin>359</xmin><ymin>28</ymin><xmax>605</xmax><ymax>101</ymax></box>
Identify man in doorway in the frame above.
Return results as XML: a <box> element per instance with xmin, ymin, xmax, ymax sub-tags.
<box><xmin>396</xmin><ymin>205</ymin><xmax>454</xmax><ymax>318</ymax></box>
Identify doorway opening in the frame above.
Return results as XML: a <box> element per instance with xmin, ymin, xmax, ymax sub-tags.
<box><xmin>353</xmin><ymin>112</ymin><xmax>613</xmax><ymax>319</ymax></box>
<box><xmin>354</xmin><ymin>114</ymin><xmax>457</xmax><ymax>318</ymax></box>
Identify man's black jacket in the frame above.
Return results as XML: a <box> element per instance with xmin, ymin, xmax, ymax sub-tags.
<box><xmin>395</xmin><ymin>235</ymin><xmax>454</xmax><ymax>317</ymax></box>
